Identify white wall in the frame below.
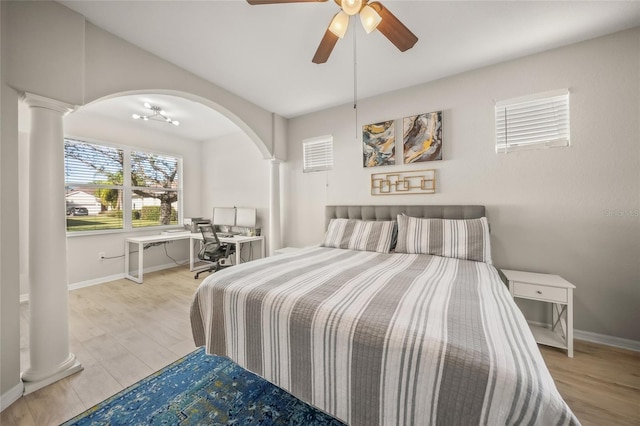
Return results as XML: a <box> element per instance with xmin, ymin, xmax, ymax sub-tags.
<box><xmin>16</xmin><ymin>105</ymin><xmax>203</xmax><ymax>292</ymax></box>
<box><xmin>17</xmin><ymin>105</ymin><xmax>273</xmax><ymax>290</ymax></box>
<box><xmin>284</xmin><ymin>28</ymin><xmax>640</xmax><ymax>342</ymax></box>
<box><xmin>65</xmin><ymin>111</ymin><xmax>203</xmax><ymax>286</ymax></box>
<box><xmin>201</xmin><ymin>131</ymin><xmax>270</xmax><ymax>254</ymax></box>
<box><xmin>2</xmin><ymin>0</ymin><xmax>285</xmax><ymax>408</ymax></box>
<box><xmin>5</xmin><ymin>0</ymin><xmax>285</xmax><ymax>161</ymax></box>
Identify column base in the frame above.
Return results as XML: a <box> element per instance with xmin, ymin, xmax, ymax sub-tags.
<box><xmin>22</xmin><ymin>354</ymin><xmax>83</xmax><ymax>395</ymax></box>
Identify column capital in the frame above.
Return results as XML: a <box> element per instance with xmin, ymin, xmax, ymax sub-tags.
<box><xmin>20</xmin><ymin>92</ymin><xmax>76</xmax><ymax>116</ymax></box>
<box><xmin>270</xmin><ymin>158</ymin><xmax>283</xmax><ymax>165</ymax></box>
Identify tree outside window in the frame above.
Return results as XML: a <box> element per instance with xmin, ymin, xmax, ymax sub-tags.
<box><xmin>64</xmin><ymin>139</ymin><xmax>181</xmax><ymax>232</ymax></box>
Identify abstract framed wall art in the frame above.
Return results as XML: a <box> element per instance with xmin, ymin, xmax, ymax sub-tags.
<box><xmin>371</xmin><ymin>169</ymin><xmax>436</xmax><ymax>196</ymax></box>
<box><xmin>363</xmin><ymin>120</ymin><xmax>395</xmax><ymax>167</ymax></box>
<box><xmin>403</xmin><ymin>111</ymin><xmax>442</xmax><ymax>164</ymax></box>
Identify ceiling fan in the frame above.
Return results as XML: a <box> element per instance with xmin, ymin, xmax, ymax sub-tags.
<box><xmin>247</xmin><ymin>0</ymin><xmax>418</xmax><ymax>64</ymax></box>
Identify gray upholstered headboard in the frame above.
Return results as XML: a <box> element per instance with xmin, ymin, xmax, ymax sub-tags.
<box><xmin>325</xmin><ymin>205</ymin><xmax>486</xmax><ymax>229</ymax></box>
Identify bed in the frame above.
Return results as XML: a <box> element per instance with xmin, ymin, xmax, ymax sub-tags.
<box><xmin>191</xmin><ymin>205</ymin><xmax>579</xmax><ymax>425</ymax></box>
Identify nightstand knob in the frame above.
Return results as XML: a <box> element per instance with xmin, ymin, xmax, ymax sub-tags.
<box><xmin>536</xmin><ymin>290</ymin><xmax>542</xmax><ymax>294</ymax></box>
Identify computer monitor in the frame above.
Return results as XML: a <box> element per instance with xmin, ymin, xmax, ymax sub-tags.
<box><xmin>235</xmin><ymin>207</ymin><xmax>256</xmax><ymax>228</ymax></box>
<box><xmin>213</xmin><ymin>207</ymin><xmax>236</xmax><ymax>227</ymax></box>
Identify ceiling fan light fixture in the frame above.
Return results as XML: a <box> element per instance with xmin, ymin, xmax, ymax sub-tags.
<box><xmin>341</xmin><ymin>0</ymin><xmax>363</xmax><ymax>16</ymax></box>
<box><xmin>360</xmin><ymin>5</ymin><xmax>381</xmax><ymax>34</ymax></box>
<box><xmin>328</xmin><ymin>11</ymin><xmax>349</xmax><ymax>38</ymax></box>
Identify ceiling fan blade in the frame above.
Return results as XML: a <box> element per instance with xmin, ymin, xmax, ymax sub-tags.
<box><xmin>247</xmin><ymin>0</ymin><xmax>327</xmax><ymax>4</ymax></box>
<box><xmin>369</xmin><ymin>1</ymin><xmax>418</xmax><ymax>52</ymax></box>
<box><xmin>312</xmin><ymin>29</ymin><xmax>339</xmax><ymax>64</ymax></box>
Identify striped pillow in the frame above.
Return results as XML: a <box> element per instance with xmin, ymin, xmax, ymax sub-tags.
<box><xmin>322</xmin><ymin>218</ymin><xmax>395</xmax><ymax>253</ymax></box>
<box><xmin>395</xmin><ymin>215</ymin><xmax>492</xmax><ymax>263</ymax></box>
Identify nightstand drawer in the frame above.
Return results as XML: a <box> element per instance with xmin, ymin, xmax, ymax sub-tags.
<box><xmin>513</xmin><ymin>282</ymin><xmax>568</xmax><ymax>303</ymax></box>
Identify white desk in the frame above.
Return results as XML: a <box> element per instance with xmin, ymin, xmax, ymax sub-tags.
<box><xmin>190</xmin><ymin>234</ymin><xmax>265</xmax><ymax>272</ymax></box>
<box><xmin>124</xmin><ymin>232</ymin><xmax>266</xmax><ymax>283</ymax></box>
<box><xmin>124</xmin><ymin>232</ymin><xmax>191</xmax><ymax>283</ymax></box>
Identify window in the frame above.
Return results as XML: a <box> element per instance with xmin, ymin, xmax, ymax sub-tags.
<box><xmin>64</xmin><ymin>138</ymin><xmax>182</xmax><ymax>233</ymax></box>
<box><xmin>303</xmin><ymin>135</ymin><xmax>333</xmax><ymax>173</ymax></box>
<box><xmin>130</xmin><ymin>151</ymin><xmax>180</xmax><ymax>228</ymax></box>
<box><xmin>495</xmin><ymin>89</ymin><xmax>570</xmax><ymax>153</ymax></box>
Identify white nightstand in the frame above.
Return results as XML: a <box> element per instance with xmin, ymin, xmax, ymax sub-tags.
<box><xmin>502</xmin><ymin>269</ymin><xmax>575</xmax><ymax>357</ymax></box>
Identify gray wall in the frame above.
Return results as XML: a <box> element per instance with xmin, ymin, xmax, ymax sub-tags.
<box><xmin>283</xmin><ymin>28</ymin><xmax>640</xmax><ymax>342</ymax></box>
<box><xmin>1</xmin><ymin>1</ymin><xmax>22</xmax><ymax>399</ymax></box>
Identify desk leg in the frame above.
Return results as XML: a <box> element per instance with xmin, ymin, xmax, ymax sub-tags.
<box><xmin>138</xmin><ymin>242</ymin><xmax>143</xmax><ymax>283</ymax></box>
<box><xmin>261</xmin><ymin>238</ymin><xmax>266</xmax><ymax>259</ymax></box>
<box><xmin>235</xmin><ymin>242</ymin><xmax>241</xmax><ymax>265</ymax></box>
<box><xmin>124</xmin><ymin>240</ymin><xmax>143</xmax><ymax>284</ymax></box>
<box><xmin>190</xmin><ymin>238</ymin><xmax>195</xmax><ymax>271</ymax></box>
<box><xmin>124</xmin><ymin>240</ymin><xmax>130</xmax><ymax>279</ymax></box>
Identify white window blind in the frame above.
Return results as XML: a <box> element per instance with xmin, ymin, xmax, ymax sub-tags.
<box><xmin>495</xmin><ymin>89</ymin><xmax>570</xmax><ymax>153</ymax></box>
<box><xmin>64</xmin><ymin>138</ymin><xmax>182</xmax><ymax>233</ymax></box>
<box><xmin>303</xmin><ymin>135</ymin><xmax>333</xmax><ymax>173</ymax></box>
<box><xmin>65</xmin><ymin>140</ymin><xmax>125</xmax><ymax>231</ymax></box>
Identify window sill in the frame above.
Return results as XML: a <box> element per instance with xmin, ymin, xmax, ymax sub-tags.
<box><xmin>66</xmin><ymin>226</ymin><xmax>185</xmax><ymax>238</ymax></box>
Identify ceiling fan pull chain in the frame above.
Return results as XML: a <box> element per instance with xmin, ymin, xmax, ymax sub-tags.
<box><xmin>353</xmin><ymin>17</ymin><xmax>358</xmax><ymax>111</ymax></box>
<box><xmin>353</xmin><ymin>16</ymin><xmax>359</xmax><ymax>141</ymax></box>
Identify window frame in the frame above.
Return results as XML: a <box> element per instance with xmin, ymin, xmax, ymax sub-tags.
<box><xmin>64</xmin><ymin>136</ymin><xmax>183</xmax><ymax>236</ymax></box>
<box><xmin>303</xmin><ymin>135</ymin><xmax>334</xmax><ymax>173</ymax></box>
<box><xmin>495</xmin><ymin>89</ymin><xmax>570</xmax><ymax>154</ymax></box>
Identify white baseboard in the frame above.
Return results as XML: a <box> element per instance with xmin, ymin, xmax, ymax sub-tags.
<box><xmin>0</xmin><ymin>381</ymin><xmax>24</xmax><ymax>412</ymax></box>
<box><xmin>68</xmin><ymin>272</ymin><xmax>125</xmax><ymax>292</ymax></box>
<box><xmin>19</xmin><ymin>260</ymin><xmax>189</xmax><ymax>303</ymax></box>
<box><xmin>574</xmin><ymin>329</ymin><xmax>640</xmax><ymax>352</ymax></box>
<box><xmin>527</xmin><ymin>320</ymin><xmax>639</xmax><ymax>352</ymax></box>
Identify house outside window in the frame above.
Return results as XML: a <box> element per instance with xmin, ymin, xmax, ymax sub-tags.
<box><xmin>64</xmin><ymin>138</ymin><xmax>182</xmax><ymax>233</ymax></box>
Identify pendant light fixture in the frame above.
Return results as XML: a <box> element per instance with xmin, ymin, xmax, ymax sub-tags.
<box><xmin>132</xmin><ymin>102</ymin><xmax>180</xmax><ymax>126</ymax></box>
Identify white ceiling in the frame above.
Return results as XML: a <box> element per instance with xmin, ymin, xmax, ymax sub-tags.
<box><xmin>79</xmin><ymin>94</ymin><xmax>242</xmax><ymax>141</ymax></box>
<box><xmin>56</xmin><ymin>0</ymin><xmax>640</xmax><ymax>138</ymax></box>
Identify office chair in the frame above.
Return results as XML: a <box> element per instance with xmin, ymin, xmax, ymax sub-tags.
<box><xmin>194</xmin><ymin>224</ymin><xmax>235</xmax><ymax>279</ymax></box>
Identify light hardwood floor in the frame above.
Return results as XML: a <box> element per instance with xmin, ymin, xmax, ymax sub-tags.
<box><xmin>2</xmin><ymin>266</ymin><xmax>639</xmax><ymax>425</ymax></box>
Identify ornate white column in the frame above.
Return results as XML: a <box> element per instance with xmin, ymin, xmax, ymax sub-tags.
<box><xmin>21</xmin><ymin>93</ymin><xmax>82</xmax><ymax>395</ymax></box>
<box><xmin>269</xmin><ymin>159</ymin><xmax>282</xmax><ymax>255</ymax></box>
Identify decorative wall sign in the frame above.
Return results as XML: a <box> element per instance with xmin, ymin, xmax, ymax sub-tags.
<box><xmin>370</xmin><ymin>169</ymin><xmax>436</xmax><ymax>196</ymax></box>
<box><xmin>363</xmin><ymin>120</ymin><xmax>395</xmax><ymax>167</ymax></box>
<box><xmin>403</xmin><ymin>111</ymin><xmax>442</xmax><ymax>164</ymax></box>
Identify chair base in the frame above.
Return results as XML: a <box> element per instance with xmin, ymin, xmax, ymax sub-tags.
<box><xmin>194</xmin><ymin>262</ymin><xmax>235</xmax><ymax>279</ymax></box>
<box><xmin>195</xmin><ymin>264</ymin><xmax>219</xmax><ymax>279</ymax></box>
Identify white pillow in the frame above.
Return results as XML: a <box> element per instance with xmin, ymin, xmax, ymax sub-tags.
<box><xmin>395</xmin><ymin>215</ymin><xmax>492</xmax><ymax>263</ymax></box>
<box><xmin>322</xmin><ymin>218</ymin><xmax>395</xmax><ymax>254</ymax></box>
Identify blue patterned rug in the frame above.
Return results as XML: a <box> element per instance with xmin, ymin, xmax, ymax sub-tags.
<box><xmin>62</xmin><ymin>347</ymin><xmax>345</xmax><ymax>425</ymax></box>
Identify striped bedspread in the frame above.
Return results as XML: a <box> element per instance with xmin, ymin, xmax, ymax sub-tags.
<box><xmin>191</xmin><ymin>247</ymin><xmax>579</xmax><ymax>426</ymax></box>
